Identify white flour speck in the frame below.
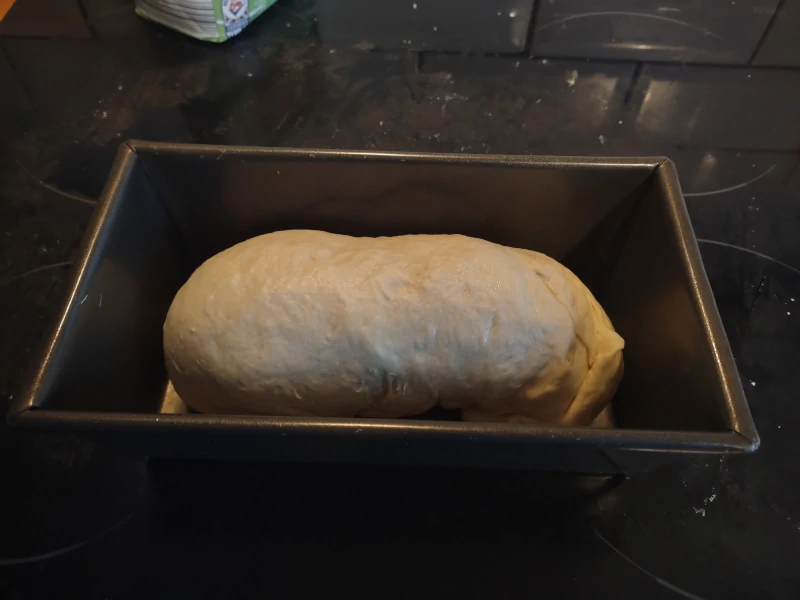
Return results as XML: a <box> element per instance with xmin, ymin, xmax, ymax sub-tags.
<box><xmin>565</xmin><ymin>69</ymin><xmax>578</xmax><ymax>87</ymax></box>
<box><xmin>751</xmin><ymin>381</ymin><xmax>757</xmax><ymax>387</ymax></box>
<box><xmin>412</xmin><ymin>2</ymin><xmax>417</xmax><ymax>7</ymax></box>
<box><xmin>509</xmin><ymin>10</ymin><xmax>517</xmax><ymax>17</ymax></box>
<box><xmin>433</xmin><ymin>26</ymin><xmax>437</xmax><ymax>31</ymax></box>
<box><xmin>693</xmin><ymin>507</ymin><xmax>706</xmax><ymax>517</ymax></box>
<box><xmin>598</xmin><ymin>135</ymin><xmax>606</xmax><ymax>145</ymax></box>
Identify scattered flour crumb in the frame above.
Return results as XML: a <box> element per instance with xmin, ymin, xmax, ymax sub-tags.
<box><xmin>565</xmin><ymin>69</ymin><xmax>578</xmax><ymax>87</ymax></box>
<box><xmin>412</xmin><ymin>2</ymin><xmax>417</xmax><ymax>8</ymax></box>
<box><xmin>598</xmin><ymin>135</ymin><xmax>606</xmax><ymax>145</ymax></box>
<box><xmin>751</xmin><ymin>381</ymin><xmax>756</xmax><ymax>387</ymax></box>
<box><xmin>509</xmin><ymin>10</ymin><xmax>517</xmax><ymax>17</ymax></box>
<box><xmin>693</xmin><ymin>507</ymin><xmax>706</xmax><ymax>517</ymax></box>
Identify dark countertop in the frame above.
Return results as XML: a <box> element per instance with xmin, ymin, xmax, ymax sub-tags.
<box><xmin>1</xmin><ymin>2</ymin><xmax>799</xmax><ymax>598</ymax></box>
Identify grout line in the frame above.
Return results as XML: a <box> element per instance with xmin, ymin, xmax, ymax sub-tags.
<box><xmin>748</xmin><ymin>0</ymin><xmax>786</xmax><ymax>65</ymax></box>
<box><xmin>622</xmin><ymin>62</ymin><xmax>643</xmax><ymax>108</ymax></box>
<box><xmin>76</xmin><ymin>0</ymin><xmax>98</xmax><ymax>38</ymax></box>
<box><xmin>523</xmin><ymin>0</ymin><xmax>542</xmax><ymax>56</ymax></box>
<box><xmin>418</xmin><ymin>50</ymin><xmax>800</xmax><ymax>73</ymax></box>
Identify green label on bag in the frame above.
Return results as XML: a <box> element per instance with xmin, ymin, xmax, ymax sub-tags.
<box><xmin>136</xmin><ymin>0</ymin><xmax>277</xmax><ymax>42</ymax></box>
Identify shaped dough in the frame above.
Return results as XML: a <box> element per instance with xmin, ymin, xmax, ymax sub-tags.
<box><xmin>163</xmin><ymin>231</ymin><xmax>624</xmax><ymax>426</ymax></box>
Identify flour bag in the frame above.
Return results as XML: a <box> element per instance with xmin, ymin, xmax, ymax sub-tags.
<box><xmin>135</xmin><ymin>0</ymin><xmax>278</xmax><ymax>42</ymax></box>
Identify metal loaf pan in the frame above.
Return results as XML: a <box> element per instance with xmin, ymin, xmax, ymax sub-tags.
<box><xmin>9</xmin><ymin>142</ymin><xmax>759</xmax><ymax>472</ymax></box>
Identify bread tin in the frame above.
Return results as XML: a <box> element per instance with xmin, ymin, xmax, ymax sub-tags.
<box><xmin>9</xmin><ymin>142</ymin><xmax>759</xmax><ymax>472</ymax></box>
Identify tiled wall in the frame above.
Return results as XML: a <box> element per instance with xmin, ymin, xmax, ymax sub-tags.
<box><xmin>2</xmin><ymin>0</ymin><xmax>799</xmax><ymax>66</ymax></box>
<box><xmin>752</xmin><ymin>0</ymin><xmax>800</xmax><ymax>66</ymax></box>
<box><xmin>315</xmin><ymin>0</ymin><xmax>800</xmax><ymax>67</ymax></box>
<box><xmin>310</xmin><ymin>0</ymin><xmax>800</xmax><ymax>154</ymax></box>
<box><xmin>316</xmin><ymin>0</ymin><xmax>535</xmax><ymax>52</ymax></box>
<box><xmin>1</xmin><ymin>0</ymin><xmax>799</xmax><ymax>153</ymax></box>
